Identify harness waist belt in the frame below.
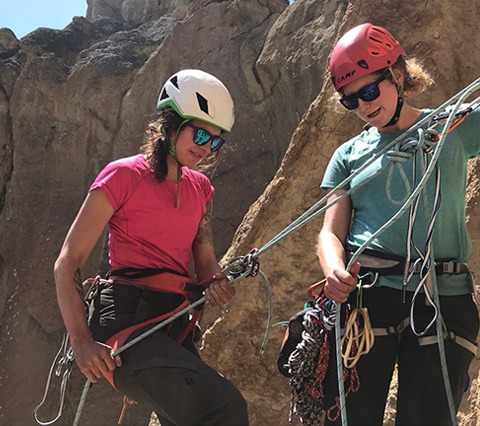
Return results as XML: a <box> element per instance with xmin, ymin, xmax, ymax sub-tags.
<box><xmin>109</xmin><ymin>272</ymin><xmax>204</xmax><ymax>296</ymax></box>
<box><xmin>349</xmin><ymin>249</ymin><xmax>470</xmax><ymax>276</ymax></box>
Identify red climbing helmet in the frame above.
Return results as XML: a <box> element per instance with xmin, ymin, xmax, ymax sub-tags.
<box><xmin>329</xmin><ymin>23</ymin><xmax>406</xmax><ymax>91</ymax></box>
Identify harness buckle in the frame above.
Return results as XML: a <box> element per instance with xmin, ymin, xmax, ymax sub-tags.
<box><xmin>385</xmin><ymin>326</ymin><xmax>398</xmax><ymax>335</ymax></box>
<box><xmin>440</xmin><ymin>262</ymin><xmax>461</xmax><ymax>274</ymax></box>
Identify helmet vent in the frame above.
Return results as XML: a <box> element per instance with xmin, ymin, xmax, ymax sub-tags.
<box><xmin>357</xmin><ymin>60</ymin><xmax>369</xmax><ymax>69</ymax></box>
<box><xmin>170</xmin><ymin>76</ymin><xmax>179</xmax><ymax>89</ymax></box>
<box><xmin>159</xmin><ymin>88</ymin><xmax>168</xmax><ymax>101</ymax></box>
<box><xmin>369</xmin><ymin>36</ymin><xmax>382</xmax><ymax>44</ymax></box>
<box><xmin>196</xmin><ymin>93</ymin><xmax>210</xmax><ymax>115</ymax></box>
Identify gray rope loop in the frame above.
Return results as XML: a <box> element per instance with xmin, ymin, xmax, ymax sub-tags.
<box><xmin>387</xmin><ymin>128</ymin><xmax>435</xmax><ymax>163</ymax></box>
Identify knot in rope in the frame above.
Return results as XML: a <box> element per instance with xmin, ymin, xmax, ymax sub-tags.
<box><xmin>386</xmin><ymin>128</ymin><xmax>437</xmax><ymax>162</ymax></box>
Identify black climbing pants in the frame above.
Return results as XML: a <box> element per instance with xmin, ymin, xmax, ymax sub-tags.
<box><xmin>114</xmin><ymin>331</ymin><xmax>249</xmax><ymax>426</ymax></box>
<box><xmin>322</xmin><ymin>286</ymin><xmax>478</xmax><ymax>426</ymax></box>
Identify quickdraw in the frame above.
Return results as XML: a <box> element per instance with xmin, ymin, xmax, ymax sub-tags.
<box><xmin>33</xmin><ymin>333</ymin><xmax>74</xmax><ymax>425</ymax></box>
<box><xmin>34</xmin><ymin>276</ymin><xmax>103</xmax><ymax>426</ymax></box>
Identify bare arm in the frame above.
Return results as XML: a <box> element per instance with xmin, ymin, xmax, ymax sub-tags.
<box><xmin>192</xmin><ymin>200</ymin><xmax>235</xmax><ymax>306</ymax></box>
<box><xmin>55</xmin><ymin>189</ymin><xmax>121</xmax><ymax>381</ymax></box>
<box><xmin>317</xmin><ymin>190</ymin><xmax>360</xmax><ymax>302</ymax></box>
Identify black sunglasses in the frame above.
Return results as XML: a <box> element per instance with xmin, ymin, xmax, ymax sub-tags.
<box><xmin>339</xmin><ymin>73</ymin><xmax>388</xmax><ymax>110</ymax></box>
<box><xmin>185</xmin><ymin>123</ymin><xmax>225</xmax><ymax>152</ymax></box>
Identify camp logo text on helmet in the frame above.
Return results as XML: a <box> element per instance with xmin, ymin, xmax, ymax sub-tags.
<box><xmin>157</xmin><ymin>69</ymin><xmax>235</xmax><ymax>133</ymax></box>
<box><xmin>329</xmin><ymin>23</ymin><xmax>406</xmax><ymax>91</ymax></box>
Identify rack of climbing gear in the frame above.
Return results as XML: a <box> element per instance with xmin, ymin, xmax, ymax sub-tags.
<box><xmin>277</xmin><ymin>280</ymin><xmax>335</xmax><ymax>425</ymax></box>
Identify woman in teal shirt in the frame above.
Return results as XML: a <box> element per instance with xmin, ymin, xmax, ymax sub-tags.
<box><xmin>317</xmin><ymin>23</ymin><xmax>479</xmax><ymax>425</ymax></box>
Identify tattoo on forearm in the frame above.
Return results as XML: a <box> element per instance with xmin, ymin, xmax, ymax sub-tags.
<box><xmin>197</xmin><ymin>202</ymin><xmax>214</xmax><ymax>244</ymax></box>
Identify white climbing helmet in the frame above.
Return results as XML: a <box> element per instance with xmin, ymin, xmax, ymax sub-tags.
<box><xmin>156</xmin><ymin>69</ymin><xmax>235</xmax><ymax>133</ymax></box>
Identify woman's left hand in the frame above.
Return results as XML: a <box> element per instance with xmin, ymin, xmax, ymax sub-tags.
<box><xmin>205</xmin><ymin>272</ymin><xmax>235</xmax><ymax>306</ymax></box>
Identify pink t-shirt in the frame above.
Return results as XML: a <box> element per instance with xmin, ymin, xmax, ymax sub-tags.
<box><xmin>89</xmin><ymin>154</ymin><xmax>214</xmax><ymax>276</ymax></box>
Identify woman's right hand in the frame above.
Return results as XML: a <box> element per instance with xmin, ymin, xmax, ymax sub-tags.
<box><xmin>72</xmin><ymin>338</ymin><xmax>122</xmax><ymax>383</ymax></box>
<box><xmin>323</xmin><ymin>262</ymin><xmax>361</xmax><ymax>303</ymax></box>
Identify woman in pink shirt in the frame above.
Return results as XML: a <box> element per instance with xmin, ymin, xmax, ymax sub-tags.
<box><xmin>54</xmin><ymin>69</ymin><xmax>248</xmax><ymax>425</ymax></box>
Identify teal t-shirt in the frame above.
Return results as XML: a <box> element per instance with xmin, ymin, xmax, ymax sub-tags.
<box><xmin>321</xmin><ymin>108</ymin><xmax>480</xmax><ymax>295</ymax></box>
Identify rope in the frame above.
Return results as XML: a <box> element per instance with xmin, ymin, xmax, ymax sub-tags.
<box><xmin>341</xmin><ymin>86</ymin><xmax>480</xmax><ymax>426</ymax></box>
<box><xmin>257</xmin><ymin>269</ymin><xmax>274</xmax><ymax>353</ymax></box>
<box><xmin>72</xmin><ymin>381</ymin><xmax>91</xmax><ymax>426</ymax></box>
<box><xmin>287</xmin><ymin>301</ymin><xmax>335</xmax><ymax>425</ymax></box>
<box><xmin>255</xmin><ymin>86</ymin><xmax>480</xmax><ymax>261</ymax></box>
<box><xmin>334</xmin><ymin>307</ymin><xmax>347</xmax><ymax>425</ymax></box>
<box><xmin>404</xmin><ymin>151</ymin><xmax>441</xmax><ymax>334</ymax></box>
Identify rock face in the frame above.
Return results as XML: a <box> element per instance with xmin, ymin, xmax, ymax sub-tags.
<box><xmin>0</xmin><ymin>0</ymin><xmax>479</xmax><ymax>425</ymax></box>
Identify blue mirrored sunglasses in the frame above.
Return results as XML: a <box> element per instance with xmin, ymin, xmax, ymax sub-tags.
<box><xmin>339</xmin><ymin>73</ymin><xmax>388</xmax><ymax>110</ymax></box>
<box><xmin>185</xmin><ymin>123</ymin><xmax>225</xmax><ymax>152</ymax></box>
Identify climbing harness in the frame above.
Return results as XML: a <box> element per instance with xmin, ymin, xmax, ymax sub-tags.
<box><xmin>71</xmin><ymin>252</ymin><xmax>263</xmax><ymax>426</ymax></box>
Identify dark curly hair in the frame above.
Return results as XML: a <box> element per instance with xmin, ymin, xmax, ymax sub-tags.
<box><xmin>141</xmin><ymin>108</ymin><xmax>185</xmax><ymax>182</ymax></box>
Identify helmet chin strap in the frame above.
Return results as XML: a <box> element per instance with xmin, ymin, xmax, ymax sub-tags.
<box><xmin>162</xmin><ymin>127</ymin><xmax>184</xmax><ymax>208</ymax></box>
<box><xmin>383</xmin><ymin>67</ymin><xmax>404</xmax><ymax>127</ymax></box>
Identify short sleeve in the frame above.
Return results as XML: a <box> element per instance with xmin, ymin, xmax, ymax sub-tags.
<box><xmin>89</xmin><ymin>160</ymin><xmax>134</xmax><ymax>211</ymax></box>
<box><xmin>321</xmin><ymin>143</ymin><xmax>352</xmax><ymax>191</ymax></box>
<box><xmin>454</xmin><ymin>107</ymin><xmax>480</xmax><ymax>158</ymax></box>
